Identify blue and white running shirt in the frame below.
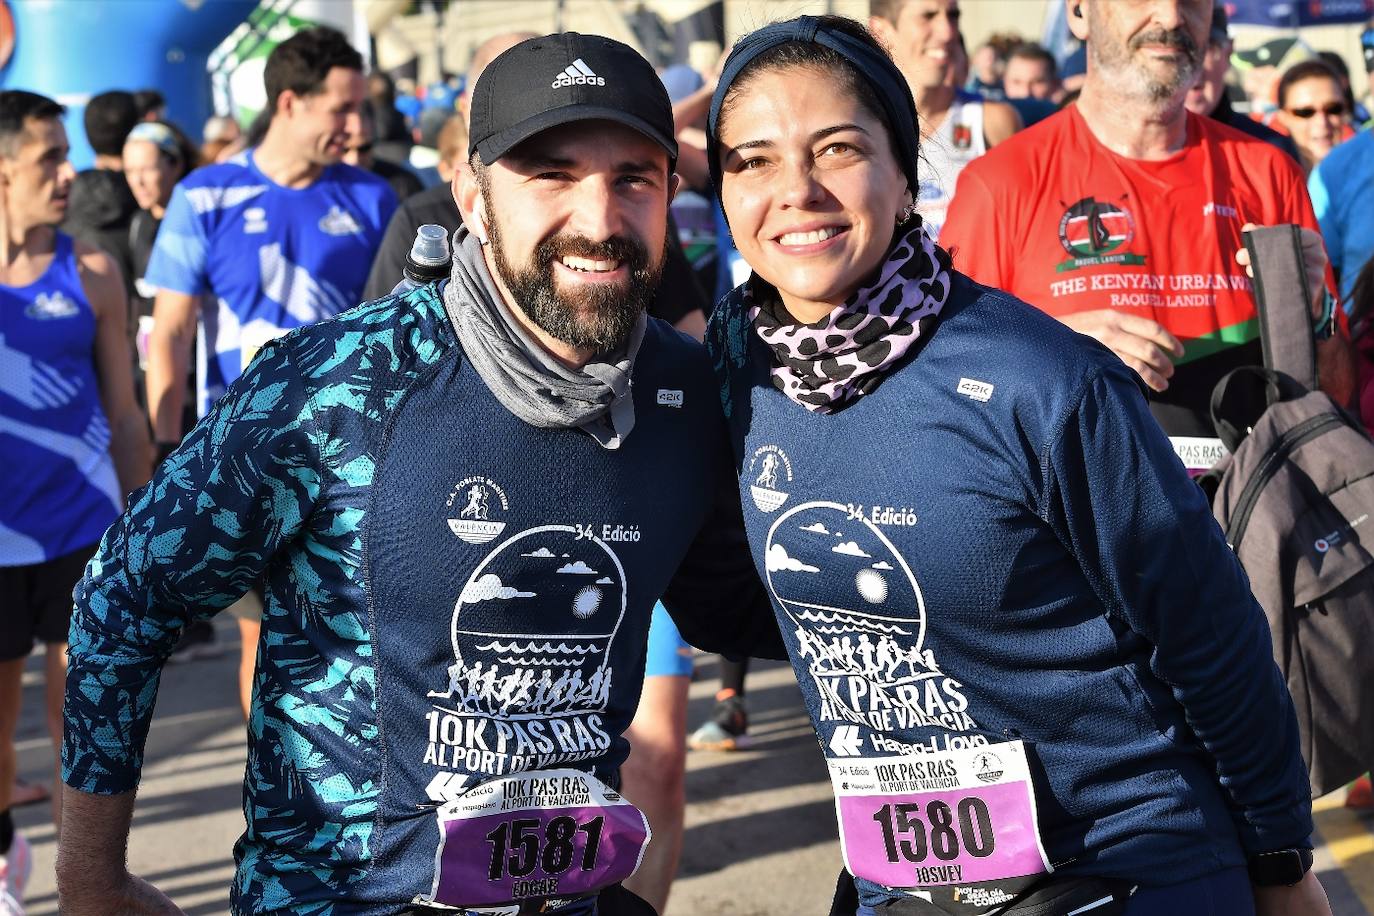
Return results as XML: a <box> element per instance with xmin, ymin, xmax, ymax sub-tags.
<box><xmin>1</xmin><ymin>232</ymin><xmax>121</xmax><ymax>564</ymax></box>
<box><xmin>145</xmin><ymin>150</ymin><xmax>396</xmax><ymax>416</ymax></box>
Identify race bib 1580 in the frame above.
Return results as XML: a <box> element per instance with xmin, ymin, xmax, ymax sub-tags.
<box><xmin>829</xmin><ymin>741</ymin><xmax>1051</xmax><ymax>890</ymax></box>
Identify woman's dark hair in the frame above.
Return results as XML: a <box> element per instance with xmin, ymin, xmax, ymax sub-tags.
<box><xmin>264</xmin><ymin>26</ymin><xmax>364</xmax><ymax>115</ymax></box>
<box><xmin>1277</xmin><ymin>59</ymin><xmax>1343</xmax><ymax>110</ymax></box>
<box><xmin>716</xmin><ymin>16</ymin><xmax>905</xmax><ymax>166</ymax></box>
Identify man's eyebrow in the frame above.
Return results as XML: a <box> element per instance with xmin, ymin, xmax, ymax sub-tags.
<box><xmin>616</xmin><ymin>160</ymin><xmax>660</xmax><ymax>174</ymax></box>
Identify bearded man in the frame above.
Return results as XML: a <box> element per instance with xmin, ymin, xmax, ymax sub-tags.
<box><xmin>942</xmin><ymin>0</ymin><xmax>1354</xmax><ymax>473</ymax></box>
<box><xmin>57</xmin><ymin>33</ymin><xmax>779</xmax><ymax>916</ymax></box>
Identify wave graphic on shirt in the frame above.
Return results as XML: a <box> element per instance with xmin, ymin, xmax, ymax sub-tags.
<box><xmin>183</xmin><ymin>183</ymin><xmax>267</xmax><ymax>214</ymax></box>
<box><xmin>766</xmin><ymin>502</ymin><xmax>979</xmax><ymax>734</ymax></box>
<box><xmin>475</xmin><ymin>640</ymin><xmax>598</xmax><ymax>655</ymax></box>
<box><xmin>0</xmin><ymin>334</ymin><xmax>81</xmax><ymax>409</ymax></box>
<box><xmin>259</xmin><ymin>243</ymin><xmax>352</xmax><ymax>324</ymax></box>
<box><xmin>0</xmin><ymin>413</ymin><xmax>121</xmax><ymax>516</ymax></box>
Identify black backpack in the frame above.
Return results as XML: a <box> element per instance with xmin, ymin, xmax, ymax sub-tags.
<box><xmin>1203</xmin><ymin>226</ymin><xmax>1374</xmax><ymax>797</ymax></box>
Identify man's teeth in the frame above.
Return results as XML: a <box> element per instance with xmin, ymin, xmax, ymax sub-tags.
<box><xmin>778</xmin><ymin>227</ymin><xmax>841</xmax><ymax>246</ymax></box>
<box><xmin>561</xmin><ymin>255</ymin><xmax>620</xmax><ymax>272</ymax></box>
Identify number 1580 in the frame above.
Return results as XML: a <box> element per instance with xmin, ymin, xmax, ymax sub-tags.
<box><xmin>871</xmin><ymin>798</ymin><xmax>995</xmax><ymax>864</ymax></box>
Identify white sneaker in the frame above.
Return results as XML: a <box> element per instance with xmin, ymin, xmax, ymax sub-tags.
<box><xmin>0</xmin><ymin>832</ymin><xmax>31</xmax><ymax>915</ymax></box>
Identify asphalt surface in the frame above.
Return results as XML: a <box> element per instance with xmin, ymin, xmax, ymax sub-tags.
<box><xmin>12</xmin><ymin>624</ymin><xmax>1374</xmax><ymax>915</ymax></box>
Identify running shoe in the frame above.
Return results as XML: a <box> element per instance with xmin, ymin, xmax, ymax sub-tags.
<box><xmin>1346</xmin><ymin>773</ymin><xmax>1373</xmax><ymax>810</ymax></box>
<box><xmin>168</xmin><ymin>619</ymin><xmax>222</xmax><ymax>663</ymax></box>
<box><xmin>0</xmin><ymin>832</ymin><xmax>32</xmax><ymax>915</ymax></box>
<box><xmin>688</xmin><ymin>692</ymin><xmax>749</xmax><ymax>751</ymax></box>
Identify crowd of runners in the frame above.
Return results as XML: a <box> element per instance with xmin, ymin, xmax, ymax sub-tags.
<box><xmin>3</xmin><ymin>0</ymin><xmax>1374</xmax><ymax>914</ymax></box>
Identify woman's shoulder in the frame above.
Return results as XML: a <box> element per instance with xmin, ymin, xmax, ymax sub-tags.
<box><xmin>921</xmin><ymin>271</ymin><xmax>1132</xmax><ymax>428</ymax></box>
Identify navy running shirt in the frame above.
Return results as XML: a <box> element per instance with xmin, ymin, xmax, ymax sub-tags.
<box><xmin>144</xmin><ymin>149</ymin><xmax>396</xmax><ymax>416</ymax></box>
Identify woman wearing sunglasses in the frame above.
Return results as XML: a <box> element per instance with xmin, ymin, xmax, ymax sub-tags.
<box><xmin>1275</xmin><ymin>59</ymin><xmax>1350</xmax><ymax>174</ymax></box>
<box><xmin>704</xmin><ymin>14</ymin><xmax>1329</xmax><ymax>916</ymax></box>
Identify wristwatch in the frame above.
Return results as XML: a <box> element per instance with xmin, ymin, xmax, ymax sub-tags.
<box><xmin>1313</xmin><ymin>288</ymin><xmax>1337</xmax><ymax>341</ymax></box>
<box><xmin>1247</xmin><ymin>848</ymin><xmax>1314</xmax><ymax>886</ymax></box>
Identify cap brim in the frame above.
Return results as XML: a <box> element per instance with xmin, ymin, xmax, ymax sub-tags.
<box><xmin>475</xmin><ymin>105</ymin><xmax>678</xmax><ymax>166</ymax></box>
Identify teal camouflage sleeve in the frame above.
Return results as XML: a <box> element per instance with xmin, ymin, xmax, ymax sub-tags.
<box><xmin>63</xmin><ymin>337</ymin><xmax>322</xmax><ymax>794</ymax></box>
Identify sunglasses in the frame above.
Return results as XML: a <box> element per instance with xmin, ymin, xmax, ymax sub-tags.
<box><xmin>1285</xmin><ymin>103</ymin><xmax>1346</xmax><ymax>119</ymax></box>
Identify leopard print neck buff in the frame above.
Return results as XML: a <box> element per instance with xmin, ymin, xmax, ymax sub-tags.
<box><xmin>746</xmin><ymin>221</ymin><xmax>952</xmax><ymax>413</ymax></box>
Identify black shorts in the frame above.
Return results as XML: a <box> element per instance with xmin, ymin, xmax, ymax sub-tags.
<box><xmin>0</xmin><ymin>543</ymin><xmax>98</xmax><ymax>661</ymax></box>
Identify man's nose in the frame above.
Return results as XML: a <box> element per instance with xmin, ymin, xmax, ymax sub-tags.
<box><xmin>567</xmin><ymin>178</ymin><xmax>626</xmax><ymax>242</ymax></box>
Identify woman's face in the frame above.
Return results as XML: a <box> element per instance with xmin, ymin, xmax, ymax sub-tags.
<box><xmin>1278</xmin><ymin>75</ymin><xmax>1346</xmax><ymax>169</ymax></box>
<box><xmin>122</xmin><ymin>140</ymin><xmax>179</xmax><ymax>212</ymax></box>
<box><xmin>717</xmin><ymin>66</ymin><xmax>908</xmax><ymax>323</ymax></box>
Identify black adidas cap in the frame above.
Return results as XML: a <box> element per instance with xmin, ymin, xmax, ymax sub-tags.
<box><xmin>468</xmin><ymin>32</ymin><xmax>678</xmax><ymax>166</ymax></box>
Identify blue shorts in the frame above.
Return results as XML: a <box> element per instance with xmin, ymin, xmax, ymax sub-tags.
<box><xmin>645</xmin><ymin>601</ymin><xmax>693</xmax><ymax>678</ymax></box>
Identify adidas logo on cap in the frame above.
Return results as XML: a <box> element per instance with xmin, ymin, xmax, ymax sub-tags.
<box><xmin>552</xmin><ymin>58</ymin><xmax>605</xmax><ymax>88</ymax></box>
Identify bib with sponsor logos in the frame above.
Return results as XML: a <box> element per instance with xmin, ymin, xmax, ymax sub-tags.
<box><xmin>828</xmin><ymin>741</ymin><xmax>1051</xmax><ymax>892</ymax></box>
<box><xmin>417</xmin><ymin>768</ymin><xmax>649</xmax><ymax>909</ymax></box>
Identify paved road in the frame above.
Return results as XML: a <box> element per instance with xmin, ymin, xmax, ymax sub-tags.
<box><xmin>13</xmin><ymin>627</ymin><xmax>1374</xmax><ymax>914</ymax></box>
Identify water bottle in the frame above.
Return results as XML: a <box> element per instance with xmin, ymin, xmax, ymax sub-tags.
<box><xmin>391</xmin><ymin>224</ymin><xmax>452</xmax><ymax>294</ymax></box>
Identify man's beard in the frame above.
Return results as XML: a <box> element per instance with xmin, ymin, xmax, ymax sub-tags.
<box><xmin>486</xmin><ymin>209</ymin><xmax>665</xmax><ymax>354</ymax></box>
<box><xmin>1092</xmin><ymin>25</ymin><xmax>1202</xmax><ymax>103</ymax></box>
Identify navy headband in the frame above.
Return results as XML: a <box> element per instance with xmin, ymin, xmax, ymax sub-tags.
<box><xmin>706</xmin><ymin>15</ymin><xmax>920</xmax><ymax>199</ymax></box>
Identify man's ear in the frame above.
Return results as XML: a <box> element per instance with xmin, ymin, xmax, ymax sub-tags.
<box><xmin>1066</xmin><ymin>0</ymin><xmax>1090</xmax><ymax>42</ymax></box>
<box><xmin>454</xmin><ymin>160</ymin><xmax>489</xmax><ymax>244</ymax></box>
<box><xmin>668</xmin><ymin>171</ymin><xmax>682</xmax><ymax>204</ymax></box>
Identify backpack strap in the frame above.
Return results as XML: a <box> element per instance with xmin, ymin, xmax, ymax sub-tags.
<box><xmin>1242</xmin><ymin>225</ymin><xmax>1318</xmax><ymax>390</ymax></box>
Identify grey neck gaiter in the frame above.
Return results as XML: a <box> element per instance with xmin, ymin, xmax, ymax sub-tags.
<box><xmin>444</xmin><ymin>226</ymin><xmax>644</xmax><ymax>449</ymax></box>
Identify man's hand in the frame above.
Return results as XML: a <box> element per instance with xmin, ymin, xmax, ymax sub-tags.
<box><xmin>58</xmin><ymin>871</ymin><xmax>185</xmax><ymax>916</ymax></box>
<box><xmin>1059</xmin><ymin>309</ymin><xmax>1185</xmax><ymax>391</ymax></box>
<box><xmin>1235</xmin><ymin>222</ymin><xmax>1329</xmax><ymax>318</ymax></box>
<box><xmin>56</xmin><ymin>785</ymin><xmax>184</xmax><ymax>915</ymax></box>
<box><xmin>1253</xmin><ymin>871</ymin><xmax>1333</xmax><ymax>916</ymax></box>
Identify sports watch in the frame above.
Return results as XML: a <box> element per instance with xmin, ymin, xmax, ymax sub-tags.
<box><xmin>1247</xmin><ymin>848</ymin><xmax>1314</xmax><ymax>886</ymax></box>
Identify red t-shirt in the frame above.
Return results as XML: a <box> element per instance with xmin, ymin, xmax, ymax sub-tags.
<box><xmin>941</xmin><ymin>105</ymin><xmax>1320</xmax><ymax>446</ymax></box>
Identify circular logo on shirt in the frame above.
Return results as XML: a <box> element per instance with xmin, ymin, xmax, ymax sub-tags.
<box><xmin>1315</xmin><ymin>538</ymin><xmax>1330</xmax><ymax>554</ymax></box>
<box><xmin>1058</xmin><ymin>197</ymin><xmax>1135</xmax><ymax>258</ymax></box>
<box><xmin>445</xmin><ymin>476</ymin><xmax>510</xmax><ymax>544</ymax></box>
<box><xmin>747</xmin><ymin>445</ymin><xmax>793</xmax><ymax>512</ymax></box>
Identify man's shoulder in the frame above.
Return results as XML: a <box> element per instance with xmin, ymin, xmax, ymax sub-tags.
<box><xmin>940</xmin><ymin>273</ymin><xmax>1123</xmax><ymax>386</ymax></box>
<box><xmin>322</xmin><ymin>162</ymin><xmax>398</xmax><ymax>202</ymax></box>
<box><xmin>1195</xmin><ymin>113</ymin><xmax>1304</xmax><ymax>187</ymax></box>
<box><xmin>277</xmin><ymin>282</ymin><xmax>454</xmax><ymax>386</ymax></box>
<box><xmin>175</xmin><ymin>156</ymin><xmax>271</xmax><ymax>215</ymax></box>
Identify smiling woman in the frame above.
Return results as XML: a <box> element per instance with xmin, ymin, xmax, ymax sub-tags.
<box><xmin>704</xmin><ymin>14</ymin><xmax>1331</xmax><ymax>916</ymax></box>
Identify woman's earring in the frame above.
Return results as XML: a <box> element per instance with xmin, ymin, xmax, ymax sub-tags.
<box><xmin>897</xmin><ymin>202</ymin><xmax>918</xmax><ymax>225</ymax></box>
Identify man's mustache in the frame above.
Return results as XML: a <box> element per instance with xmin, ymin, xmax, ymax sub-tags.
<box><xmin>536</xmin><ymin>233</ymin><xmax>649</xmax><ymax>271</ymax></box>
<box><xmin>1130</xmin><ymin>27</ymin><xmax>1199</xmax><ymax>58</ymax></box>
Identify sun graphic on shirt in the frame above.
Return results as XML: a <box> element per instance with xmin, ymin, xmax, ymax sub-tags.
<box><xmin>855</xmin><ymin>568</ymin><xmax>888</xmax><ymax>604</ymax></box>
<box><xmin>572</xmin><ymin>585</ymin><xmax>604</xmax><ymax>619</ymax></box>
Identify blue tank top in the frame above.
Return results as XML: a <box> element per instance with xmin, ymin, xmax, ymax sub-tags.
<box><xmin>0</xmin><ymin>232</ymin><xmax>121</xmax><ymax>564</ymax></box>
